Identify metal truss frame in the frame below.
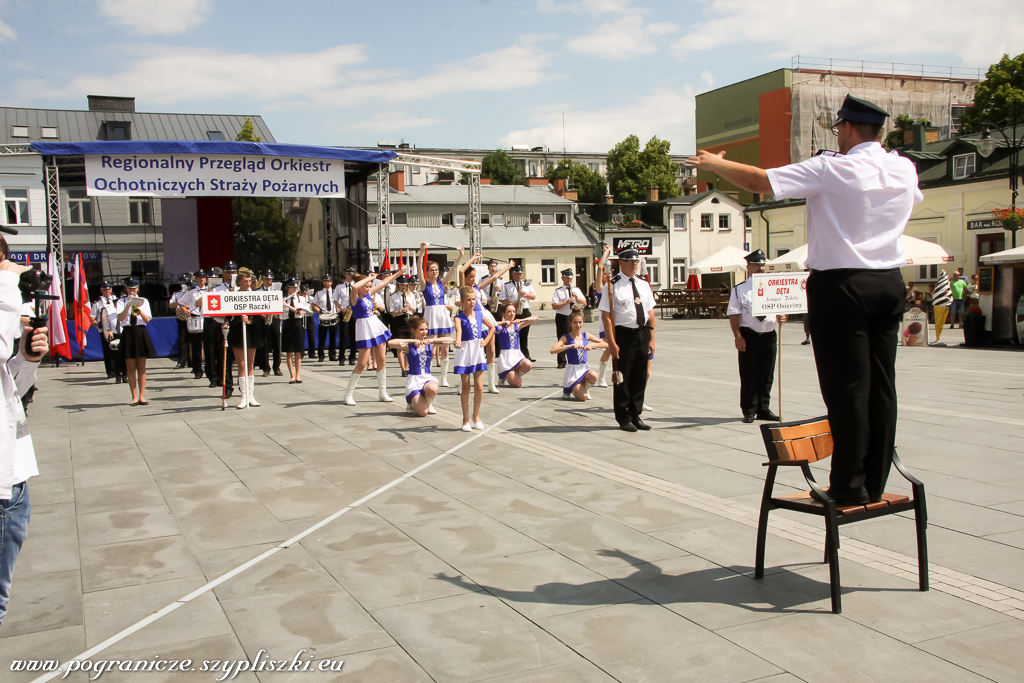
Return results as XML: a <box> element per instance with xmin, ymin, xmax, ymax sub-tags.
<box><xmin>377</xmin><ymin>163</ymin><xmax>390</xmax><ymax>267</ymax></box>
<box><xmin>322</xmin><ymin>197</ymin><xmax>333</xmax><ymax>277</ymax></box>
<box><xmin>44</xmin><ymin>160</ymin><xmax>63</xmax><ymax>278</ymax></box>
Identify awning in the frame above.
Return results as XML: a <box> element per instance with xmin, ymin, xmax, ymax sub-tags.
<box><xmin>767</xmin><ymin>236</ymin><xmax>954</xmax><ymax>272</ymax></box>
<box><xmin>980</xmin><ymin>245</ymin><xmax>1024</xmax><ymax>264</ymax></box>
<box><xmin>29</xmin><ymin>140</ymin><xmax>396</xmax><ymax>164</ymax></box>
<box><xmin>689</xmin><ymin>246</ymin><xmax>749</xmax><ymax>275</ymax></box>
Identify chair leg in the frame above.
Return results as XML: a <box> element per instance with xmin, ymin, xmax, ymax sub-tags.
<box><xmin>914</xmin><ymin>487</ymin><xmax>929</xmax><ymax>592</ymax></box>
<box><xmin>825</xmin><ymin>512</ymin><xmax>842</xmax><ymax>614</ymax></box>
<box><xmin>755</xmin><ymin>504</ymin><xmax>770</xmax><ymax>580</ymax></box>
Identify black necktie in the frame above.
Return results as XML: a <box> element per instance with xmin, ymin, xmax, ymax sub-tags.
<box><xmin>630</xmin><ymin>279</ymin><xmax>645</xmax><ymax>328</ymax></box>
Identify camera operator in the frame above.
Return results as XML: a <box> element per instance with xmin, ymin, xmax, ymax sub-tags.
<box><xmin>0</xmin><ymin>236</ymin><xmax>48</xmax><ymax>628</ymax></box>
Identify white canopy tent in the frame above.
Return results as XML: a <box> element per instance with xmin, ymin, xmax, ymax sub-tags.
<box><xmin>689</xmin><ymin>245</ymin><xmax>750</xmax><ymax>275</ymax></box>
<box><xmin>979</xmin><ymin>245</ymin><xmax>1024</xmax><ymax>264</ymax></box>
<box><xmin>766</xmin><ymin>236</ymin><xmax>954</xmax><ymax>272</ymax></box>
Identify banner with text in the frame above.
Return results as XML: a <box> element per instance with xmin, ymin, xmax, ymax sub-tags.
<box><xmin>751</xmin><ymin>273</ymin><xmax>809</xmax><ymax>316</ymax></box>
<box><xmin>202</xmin><ymin>290</ymin><xmax>283</xmax><ymax>317</ymax></box>
<box><xmin>85</xmin><ymin>154</ymin><xmax>345</xmax><ymax>198</ymax></box>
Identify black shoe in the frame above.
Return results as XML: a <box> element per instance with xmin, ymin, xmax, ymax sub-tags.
<box><xmin>618</xmin><ymin>421</ymin><xmax>638</xmax><ymax>433</ymax></box>
<box><xmin>801</xmin><ymin>339</ymin><xmax>811</xmax><ymax>345</ymax></box>
<box><xmin>115</xmin><ymin>375</ymin><xmax>122</xmax><ymax>384</ymax></box>
<box><xmin>274</xmin><ymin>369</ymin><xmax>284</xmax><ymax>376</ymax></box>
<box><xmin>401</xmin><ymin>370</ymin><xmax>408</xmax><ymax>377</ymax></box>
<box><xmin>107</xmin><ymin>373</ymin><xmax>114</xmax><ymax>379</ymax></box>
<box><xmin>528</xmin><ymin>357</ymin><xmax>537</xmax><ymax>362</ymax></box>
<box><xmin>175</xmin><ymin>362</ymin><xmax>187</xmax><ymax>369</ymax></box>
<box><xmin>348</xmin><ymin>357</ymin><xmax>357</xmax><ymax>365</ymax></box>
<box><xmin>318</xmin><ymin>356</ymin><xmax>325</xmax><ymax>362</ymax></box>
<box><xmin>329</xmin><ymin>354</ymin><xmax>337</xmax><ymax>362</ymax></box>
<box><xmin>209</xmin><ymin>381</ymin><xmax>218</xmax><ymax>388</ymax></box>
<box><xmin>225</xmin><ymin>386</ymin><xmax>234</xmax><ymax>399</ymax></box>
<box><xmin>631</xmin><ymin>418</ymin><xmax>651</xmax><ymax>431</ymax></box>
<box><xmin>742</xmin><ymin>413</ymin><xmax>755</xmax><ymax>423</ymax></box>
<box><xmin>557</xmin><ymin>363</ymin><xmax>567</xmax><ymax>369</ymax></box>
<box><xmin>757</xmin><ymin>410</ymin><xmax>781</xmax><ymax>422</ymax></box>
<box><xmin>809</xmin><ymin>487</ymin><xmax>871</xmax><ymax>506</ymax></box>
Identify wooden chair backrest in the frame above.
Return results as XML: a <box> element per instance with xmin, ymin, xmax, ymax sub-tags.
<box><xmin>767</xmin><ymin>419</ymin><xmax>833</xmax><ymax>463</ymax></box>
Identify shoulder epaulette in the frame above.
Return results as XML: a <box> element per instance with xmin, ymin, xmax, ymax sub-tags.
<box><xmin>611</xmin><ymin>274</ymin><xmax>622</xmax><ymax>284</ymax></box>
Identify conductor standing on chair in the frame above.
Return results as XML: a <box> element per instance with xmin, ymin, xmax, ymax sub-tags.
<box><xmin>728</xmin><ymin>249</ymin><xmax>785</xmax><ymax>424</ymax></box>
<box><xmin>688</xmin><ymin>94</ymin><xmax>922</xmax><ymax>506</ymax></box>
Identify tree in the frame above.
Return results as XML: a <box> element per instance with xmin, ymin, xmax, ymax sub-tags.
<box><xmin>481</xmin><ymin>149</ymin><xmax>526</xmax><ymax>185</ymax></box>
<box><xmin>545</xmin><ymin>159</ymin><xmax>606</xmax><ymax>203</ymax></box>
<box><xmin>959</xmin><ymin>52</ymin><xmax>1024</xmax><ymax>134</ymax></box>
<box><xmin>235</xmin><ymin>117</ymin><xmax>262</xmax><ymax>142</ymax></box>
<box><xmin>606</xmin><ymin>134</ymin><xmax>681</xmax><ymax>202</ymax></box>
<box><xmin>884</xmin><ymin>114</ymin><xmax>932</xmax><ymax>150</ymax></box>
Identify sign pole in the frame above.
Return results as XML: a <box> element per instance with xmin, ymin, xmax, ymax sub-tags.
<box><xmin>242</xmin><ymin>320</ymin><xmax>248</xmax><ymax>410</ymax></box>
<box><xmin>778</xmin><ymin>319</ymin><xmax>783</xmax><ymax>422</ymax></box>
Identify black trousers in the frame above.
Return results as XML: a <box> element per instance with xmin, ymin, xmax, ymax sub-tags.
<box><xmin>203</xmin><ymin>319</ymin><xmax>233</xmax><ymax>388</ymax></box>
<box><xmin>738</xmin><ymin>327</ymin><xmax>776</xmax><ymax>416</ymax></box>
<box><xmin>341</xmin><ymin>316</ymin><xmax>357</xmax><ymax>360</ymax></box>
<box><xmin>100</xmin><ymin>333</ymin><xmax>115</xmax><ymax>377</ymax></box>
<box><xmin>305</xmin><ymin>319</ymin><xmax>316</xmax><ymax>359</ymax></box>
<box><xmin>612</xmin><ymin>325</ymin><xmax>650</xmax><ymax>425</ymax></box>
<box><xmin>554</xmin><ymin>314</ymin><xmax>570</xmax><ymax>366</ymax></box>
<box><xmin>259</xmin><ymin>318</ymin><xmax>281</xmax><ymax>371</ymax></box>
<box><xmin>516</xmin><ymin>308</ymin><xmax>532</xmax><ymax>358</ymax></box>
<box><xmin>187</xmin><ymin>331</ymin><xmax>204</xmax><ymax>376</ymax></box>
<box><xmin>112</xmin><ymin>334</ymin><xmax>127</xmax><ymax>377</ymax></box>
<box><xmin>175</xmin><ymin>320</ymin><xmax>188</xmax><ymax>364</ymax></box>
<box><xmin>808</xmin><ymin>268</ymin><xmax>904</xmax><ymax>501</ymax></box>
<box><xmin>318</xmin><ymin>322</ymin><xmax>338</xmax><ymax>359</ymax></box>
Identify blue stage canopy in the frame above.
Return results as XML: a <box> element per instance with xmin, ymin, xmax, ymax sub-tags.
<box><xmin>30</xmin><ymin>141</ymin><xmax>396</xmax><ymax>164</ymax></box>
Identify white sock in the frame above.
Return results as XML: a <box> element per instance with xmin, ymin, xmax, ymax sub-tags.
<box><xmin>344</xmin><ymin>372</ymin><xmax>360</xmax><ymax>405</ymax></box>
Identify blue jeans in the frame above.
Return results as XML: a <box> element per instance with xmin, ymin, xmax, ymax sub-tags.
<box><xmin>951</xmin><ymin>299</ymin><xmax>965</xmax><ymax>318</ymax></box>
<box><xmin>0</xmin><ymin>482</ymin><xmax>30</xmax><ymax>628</ymax></box>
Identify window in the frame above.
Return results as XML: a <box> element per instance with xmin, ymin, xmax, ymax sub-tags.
<box><xmin>130</xmin><ymin>260</ymin><xmax>159</xmax><ymax>277</ymax></box>
<box><xmin>529</xmin><ymin>163</ymin><xmax>538</xmax><ymax>177</ymax></box>
<box><xmin>700</xmin><ymin>213</ymin><xmax>713</xmax><ymax>230</ymax></box>
<box><xmin>672</xmin><ymin>258</ymin><xmax>687</xmax><ymax>285</ymax></box>
<box><xmin>390</xmin><ymin>212</ymin><xmax>407</xmax><ymax>225</ymax></box>
<box><xmin>68</xmin><ymin>189</ymin><xmax>92</xmax><ymax>225</ymax></box>
<box><xmin>10</xmin><ymin>126</ymin><xmax>28</xmax><ymax>138</ymax></box>
<box><xmin>308</xmin><ymin>223</ymin><xmax>313</xmax><ymax>242</ymax></box>
<box><xmin>529</xmin><ymin>213</ymin><xmax>541</xmax><ymax>225</ymax></box>
<box><xmin>673</xmin><ymin>214</ymin><xmax>686</xmax><ymax>230</ymax></box>
<box><xmin>207</xmin><ymin>131</ymin><xmax>225</xmax><ymax>140</ymax></box>
<box><xmin>745</xmin><ymin>214</ymin><xmax>752</xmax><ymax>229</ymax></box>
<box><xmin>412</xmin><ymin>165</ymin><xmax>421</xmax><ymax>174</ymax></box>
<box><xmin>40</xmin><ymin>127</ymin><xmax>58</xmax><ymax>139</ymax></box>
<box><xmin>455</xmin><ymin>214</ymin><xmax>466</xmax><ymax>226</ymax></box>
<box><xmin>645</xmin><ymin>257</ymin><xmax>660</xmax><ymax>285</ymax></box>
<box><xmin>492</xmin><ymin>213</ymin><xmax>505</xmax><ymax>226</ymax></box>
<box><xmin>951</xmin><ymin>106</ymin><xmax>967</xmax><ymax>133</ymax></box>
<box><xmin>481</xmin><ymin>213</ymin><xmax>490</xmax><ymax>225</ymax></box>
<box><xmin>953</xmin><ymin>153</ymin><xmax>976</xmax><ymax>180</ymax></box>
<box><xmin>128</xmin><ymin>197</ymin><xmax>151</xmax><ymax>225</ymax></box>
<box><xmin>541</xmin><ymin>214</ymin><xmax>555</xmax><ymax>225</ymax></box>
<box><xmin>719</xmin><ymin>214</ymin><xmax>731</xmax><ymax>230</ymax></box>
<box><xmin>441</xmin><ymin>213</ymin><xmax>453</xmax><ymax>225</ymax></box>
<box><xmin>105</xmin><ymin>122</ymin><xmax>131</xmax><ymax>140</ymax></box>
<box><xmin>919</xmin><ymin>264</ymin><xmax>938</xmax><ymax>279</ymax></box>
<box><xmin>776</xmin><ymin>248</ymin><xmax>789</xmax><ymax>257</ymax></box>
<box><xmin>4</xmin><ymin>189</ymin><xmax>29</xmax><ymax>225</ymax></box>
<box><xmin>541</xmin><ymin>258</ymin><xmax>556</xmax><ymax>285</ymax></box>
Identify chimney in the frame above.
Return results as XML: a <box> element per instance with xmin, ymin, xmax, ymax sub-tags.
<box><xmin>480</xmin><ymin>177</ymin><xmax>491</xmax><ymax>185</ymax></box>
<box><xmin>605</xmin><ymin>195</ymin><xmax>615</xmax><ymax>205</ymax></box>
<box><xmin>88</xmin><ymin>95</ymin><xmax>135</xmax><ymax>112</ymax></box>
<box><xmin>525</xmin><ymin>178</ymin><xmax>548</xmax><ymax>186</ymax></box>
<box><xmin>552</xmin><ymin>178</ymin><xmax>566</xmax><ymax>196</ymax></box>
<box><xmin>389</xmin><ymin>170</ymin><xmax>405</xmax><ymax>192</ymax></box>
<box><xmin>907</xmin><ymin>121</ymin><xmax>927</xmax><ymax>151</ymax></box>
<box><xmin>646</xmin><ymin>186</ymin><xmax>659</xmax><ymax>202</ymax></box>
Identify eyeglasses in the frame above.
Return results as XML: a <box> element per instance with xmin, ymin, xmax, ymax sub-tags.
<box><xmin>830</xmin><ymin>119</ymin><xmax>845</xmax><ymax>136</ymax></box>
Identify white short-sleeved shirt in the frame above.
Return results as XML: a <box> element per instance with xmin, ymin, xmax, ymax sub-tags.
<box><xmin>727</xmin><ymin>278</ymin><xmax>777</xmax><ymax>334</ymax></box>
<box><xmin>598</xmin><ymin>274</ymin><xmax>655</xmax><ymax>329</ymax></box>
<box><xmin>481</xmin><ymin>276</ymin><xmax>504</xmax><ymax>305</ymax></box>
<box><xmin>551</xmin><ymin>284</ymin><xmax>586</xmax><ymax>316</ymax></box>
<box><xmin>766</xmin><ymin>141</ymin><xmax>923</xmax><ymax>271</ymax></box>
<box><xmin>502</xmin><ymin>281</ymin><xmax>536</xmax><ymax>309</ymax></box>
<box><xmin>114</xmin><ymin>297</ymin><xmax>153</xmax><ymax>332</ymax></box>
<box><xmin>332</xmin><ymin>281</ymin><xmax>354</xmax><ymax>309</ymax></box>
<box><xmin>315</xmin><ymin>289</ymin><xmax>335</xmax><ymax>314</ymax></box>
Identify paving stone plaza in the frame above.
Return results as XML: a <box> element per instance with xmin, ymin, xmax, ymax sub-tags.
<box><xmin>3</xmin><ymin>315</ymin><xmax>1023</xmax><ymax>683</ymax></box>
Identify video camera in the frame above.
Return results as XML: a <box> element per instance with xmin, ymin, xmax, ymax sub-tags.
<box><xmin>18</xmin><ymin>266</ymin><xmax>58</xmax><ymax>333</ymax></box>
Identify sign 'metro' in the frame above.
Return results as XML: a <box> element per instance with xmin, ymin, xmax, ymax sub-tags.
<box><xmin>613</xmin><ymin>237</ymin><xmax>652</xmax><ymax>255</ymax></box>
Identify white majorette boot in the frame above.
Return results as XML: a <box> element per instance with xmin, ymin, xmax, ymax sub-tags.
<box><xmin>597</xmin><ymin>361</ymin><xmax>609</xmax><ymax>387</ymax></box>
<box><xmin>343</xmin><ymin>372</ymin><xmax>360</xmax><ymax>406</ymax></box>
<box><xmin>377</xmin><ymin>369</ymin><xmax>393</xmax><ymax>402</ymax></box>
<box><xmin>406</xmin><ymin>402</ymin><xmax>414</xmax><ymax>414</ymax></box>
<box><xmin>426</xmin><ymin>396</ymin><xmax>436</xmax><ymax>414</ymax></box>
<box><xmin>247</xmin><ymin>375</ymin><xmax>260</xmax><ymax>407</ymax></box>
<box><xmin>487</xmin><ymin>365</ymin><xmax>500</xmax><ymax>394</ymax></box>
<box><xmin>236</xmin><ymin>375</ymin><xmax>248</xmax><ymax>409</ymax></box>
<box><xmin>441</xmin><ymin>358</ymin><xmax>450</xmax><ymax>387</ymax></box>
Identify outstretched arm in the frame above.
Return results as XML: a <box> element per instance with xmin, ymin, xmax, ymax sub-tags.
<box><xmin>479</xmin><ymin>260</ymin><xmax>513</xmax><ymax>289</ymax></box>
<box><xmin>368</xmin><ymin>270</ymin><xmax>401</xmax><ymax>297</ymax></box>
<box><xmin>685</xmin><ymin>150</ymin><xmax>772</xmax><ymax>195</ymax></box>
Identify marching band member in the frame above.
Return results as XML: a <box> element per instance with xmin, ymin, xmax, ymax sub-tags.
<box><xmin>418</xmin><ymin>243</ymin><xmax>466</xmax><ymax>387</ymax></box>
<box><xmin>281</xmin><ymin>279</ymin><xmax>305</xmax><ymax>383</ymax></box>
<box><xmin>551</xmin><ymin>309</ymin><xmax>606</xmax><ymax>401</ymax></box>
<box><xmin>453</xmin><ymin>286</ymin><xmax>494</xmax><ymax>432</ymax></box>
<box><xmin>550</xmin><ymin>267</ymin><xmax>587</xmax><ymax>369</ymax></box>
<box><xmin>494</xmin><ymin>302</ymin><xmax>536</xmax><ymax>388</ymax></box>
<box><xmin>460</xmin><ymin>255</ymin><xmax>513</xmax><ymax>393</ymax></box>
<box><xmin>334</xmin><ymin>267</ymin><xmax>358</xmax><ymax>365</ymax></box>
<box><xmin>313</xmin><ymin>274</ymin><xmax>339</xmax><ymax>362</ymax></box>
<box><xmin>342</xmin><ymin>270</ymin><xmax>402</xmax><ymax>406</ymax></box>
<box><xmin>482</xmin><ymin>258</ymin><xmax>505</xmax><ymax>317</ymax></box>
<box><xmin>500</xmin><ymin>265</ymin><xmax>537</xmax><ymax>361</ymax></box>
<box><xmin>227</xmin><ymin>267</ymin><xmax>266</xmax><ymax>409</ymax></box>
<box><xmin>115</xmin><ymin>277</ymin><xmax>155</xmax><ymax>406</ymax></box>
<box><xmin>256</xmin><ymin>270</ymin><xmax>283</xmax><ymax>377</ymax></box>
<box><xmin>389</xmin><ymin>275</ymin><xmax>416</xmax><ymax>376</ymax></box>
<box><xmin>387</xmin><ymin>316</ymin><xmax>453</xmax><ymax>417</ymax></box>
<box><xmin>206</xmin><ymin>262</ymin><xmax>237</xmax><ymax>398</ymax></box>
<box><xmin>299</xmin><ymin>283</ymin><xmax>316</xmax><ymax>359</ymax></box>
<box><xmin>170</xmin><ymin>274</ymin><xmax>191</xmax><ymax>369</ymax></box>
<box><xmin>179</xmin><ymin>270</ymin><xmax>208</xmax><ymax>380</ymax></box>
<box><xmin>90</xmin><ymin>282</ymin><xmax>117</xmax><ymax>380</ymax></box>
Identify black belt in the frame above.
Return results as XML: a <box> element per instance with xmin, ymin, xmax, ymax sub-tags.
<box><xmin>740</xmin><ymin>327</ymin><xmax>775</xmax><ymax>336</ymax></box>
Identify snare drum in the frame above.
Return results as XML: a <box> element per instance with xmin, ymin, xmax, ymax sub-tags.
<box><xmin>319</xmin><ymin>312</ymin><xmax>339</xmax><ymax>327</ymax></box>
<box><xmin>187</xmin><ymin>314</ymin><xmax>204</xmax><ymax>334</ymax></box>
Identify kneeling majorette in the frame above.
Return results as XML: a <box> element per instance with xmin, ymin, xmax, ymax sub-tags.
<box><xmin>453</xmin><ymin>286</ymin><xmax>495</xmax><ymax>432</ymax></box>
<box><xmin>343</xmin><ymin>269</ymin><xmax>402</xmax><ymax>405</ymax></box>
<box><xmin>493</xmin><ymin>301</ymin><xmax>537</xmax><ymax>388</ymax></box>
<box><xmin>551</xmin><ymin>309</ymin><xmax>607</xmax><ymax>401</ymax></box>
<box><xmin>388</xmin><ymin>316</ymin><xmax>453</xmax><ymax>417</ymax></box>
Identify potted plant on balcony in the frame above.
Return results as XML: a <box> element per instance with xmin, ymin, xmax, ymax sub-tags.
<box><xmin>962</xmin><ymin>305</ymin><xmax>986</xmax><ymax>347</ymax></box>
<box><xmin>993</xmin><ymin>208</ymin><xmax>1024</xmax><ymax>243</ymax></box>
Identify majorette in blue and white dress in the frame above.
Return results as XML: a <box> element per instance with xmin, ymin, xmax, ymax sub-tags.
<box><xmin>562</xmin><ymin>332</ymin><xmax>591</xmax><ymax>395</ymax></box>
<box><xmin>422</xmin><ymin>281</ymin><xmax>452</xmax><ymax>335</ymax></box>
<box><xmin>405</xmin><ymin>343</ymin><xmax>437</xmax><ymax>403</ymax></box>
<box><xmin>353</xmin><ymin>294</ymin><xmax>392</xmax><ymax>348</ymax></box>
<box><xmin>494</xmin><ymin>322</ymin><xmax>526</xmax><ymax>379</ymax></box>
<box><xmin>596</xmin><ymin>292</ymin><xmax>606</xmax><ymax>339</ymax></box>
<box><xmin>454</xmin><ymin>310</ymin><xmax>488</xmax><ymax>374</ymax></box>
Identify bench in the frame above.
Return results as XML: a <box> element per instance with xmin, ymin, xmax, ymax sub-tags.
<box><xmin>653</xmin><ymin>289</ymin><xmax>730</xmax><ymax>320</ymax></box>
<box><xmin>756</xmin><ymin>417</ymin><xmax>928</xmax><ymax>614</ymax></box>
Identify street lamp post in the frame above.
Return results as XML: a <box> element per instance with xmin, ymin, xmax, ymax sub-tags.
<box><xmin>976</xmin><ymin>106</ymin><xmax>1021</xmax><ymax>248</ymax></box>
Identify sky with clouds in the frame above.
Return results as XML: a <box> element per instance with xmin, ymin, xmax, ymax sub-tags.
<box><xmin>1</xmin><ymin>0</ymin><xmax>1022</xmax><ymax>154</ymax></box>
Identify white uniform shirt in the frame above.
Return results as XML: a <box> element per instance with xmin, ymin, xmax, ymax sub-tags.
<box><xmin>170</xmin><ymin>289</ymin><xmax>186</xmax><ymax>311</ymax></box>
<box><xmin>502</xmin><ymin>280</ymin><xmax>536</xmax><ymax>310</ymax></box>
<box><xmin>179</xmin><ymin>286</ymin><xmax>207</xmax><ymax>315</ymax></box>
<box><xmin>727</xmin><ymin>278</ymin><xmax>777</xmax><ymax>334</ymax></box>
<box><xmin>390</xmin><ymin>290</ymin><xmax>413</xmax><ymax>316</ymax></box>
<box><xmin>208</xmin><ymin>282</ymin><xmax>234</xmax><ymax>323</ymax></box>
<box><xmin>315</xmin><ymin>288</ymin><xmax>335</xmax><ymax>314</ymax></box>
<box><xmin>598</xmin><ymin>274</ymin><xmax>655</xmax><ymax>329</ymax></box>
<box><xmin>767</xmin><ymin>141</ymin><xmax>923</xmax><ymax>270</ymax></box>
<box><xmin>551</xmin><ymin>284</ymin><xmax>586</xmax><ymax>316</ymax></box>
<box><xmin>92</xmin><ymin>295</ymin><xmax>117</xmax><ymax>331</ymax></box>
<box><xmin>481</xmin><ymin>275</ymin><xmax>504</xmax><ymax>308</ymax></box>
<box><xmin>332</xmin><ymin>280</ymin><xmax>355</xmax><ymax>309</ymax></box>
<box><xmin>0</xmin><ymin>271</ymin><xmax>39</xmax><ymax>498</ymax></box>
<box><xmin>114</xmin><ymin>297</ymin><xmax>153</xmax><ymax>332</ymax></box>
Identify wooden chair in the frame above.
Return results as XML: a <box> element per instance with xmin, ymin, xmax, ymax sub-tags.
<box><xmin>756</xmin><ymin>416</ymin><xmax>928</xmax><ymax>614</ymax></box>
